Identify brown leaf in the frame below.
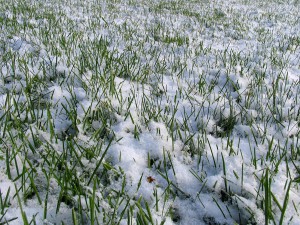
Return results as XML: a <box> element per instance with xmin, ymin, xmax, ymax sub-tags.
<box><xmin>147</xmin><ymin>176</ymin><xmax>155</xmax><ymax>183</ymax></box>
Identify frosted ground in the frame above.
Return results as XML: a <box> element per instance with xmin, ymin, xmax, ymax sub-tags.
<box><xmin>0</xmin><ymin>0</ymin><xmax>300</xmax><ymax>224</ymax></box>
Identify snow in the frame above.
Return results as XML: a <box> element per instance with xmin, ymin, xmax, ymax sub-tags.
<box><xmin>0</xmin><ymin>0</ymin><xmax>300</xmax><ymax>224</ymax></box>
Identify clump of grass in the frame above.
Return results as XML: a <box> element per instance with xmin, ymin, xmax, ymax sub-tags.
<box><xmin>216</xmin><ymin>115</ymin><xmax>237</xmax><ymax>137</ymax></box>
<box><xmin>162</xmin><ymin>35</ymin><xmax>189</xmax><ymax>46</ymax></box>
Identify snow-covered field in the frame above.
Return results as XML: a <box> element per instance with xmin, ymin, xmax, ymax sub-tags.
<box><xmin>0</xmin><ymin>0</ymin><xmax>300</xmax><ymax>224</ymax></box>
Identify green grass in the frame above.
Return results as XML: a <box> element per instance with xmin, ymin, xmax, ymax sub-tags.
<box><xmin>0</xmin><ymin>0</ymin><xmax>299</xmax><ymax>224</ymax></box>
